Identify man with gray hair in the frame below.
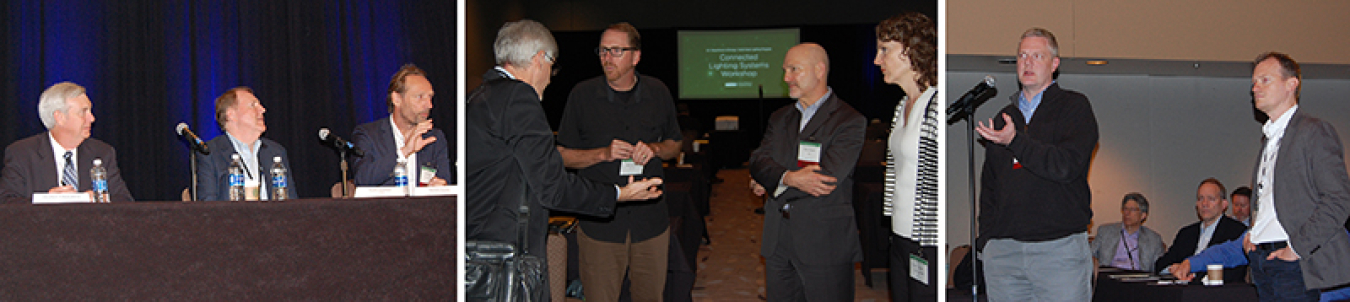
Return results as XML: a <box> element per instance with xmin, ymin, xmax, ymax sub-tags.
<box><xmin>1091</xmin><ymin>193</ymin><xmax>1165</xmax><ymax>271</ymax></box>
<box><xmin>465</xmin><ymin>19</ymin><xmax>664</xmax><ymax>263</ymax></box>
<box><xmin>1</xmin><ymin>82</ymin><xmax>134</xmax><ymax>203</ymax></box>
<box><xmin>973</xmin><ymin>27</ymin><xmax>1098</xmax><ymax>301</ymax></box>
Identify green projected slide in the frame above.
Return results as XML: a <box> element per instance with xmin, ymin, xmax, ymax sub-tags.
<box><xmin>678</xmin><ymin>28</ymin><xmax>799</xmax><ymax>99</ymax></box>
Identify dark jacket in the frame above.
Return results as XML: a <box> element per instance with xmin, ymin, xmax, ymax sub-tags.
<box><xmin>1154</xmin><ymin>216</ymin><xmax>1248</xmax><ymax>283</ymax></box>
<box><xmin>749</xmin><ymin>92</ymin><xmax>866</xmax><ymax>265</ymax></box>
<box><xmin>1</xmin><ymin>133</ymin><xmax>134</xmax><ymax>203</ymax></box>
<box><xmin>193</xmin><ymin>135</ymin><xmax>298</xmax><ymax>201</ymax></box>
<box><xmin>978</xmin><ymin>83</ymin><xmax>1098</xmax><ymax>248</ymax></box>
<box><xmin>351</xmin><ymin>117</ymin><xmax>454</xmax><ymax>186</ymax></box>
<box><xmin>465</xmin><ymin>69</ymin><xmax>617</xmax><ymax>257</ymax></box>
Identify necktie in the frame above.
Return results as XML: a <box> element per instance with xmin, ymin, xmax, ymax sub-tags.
<box><xmin>62</xmin><ymin>151</ymin><xmax>77</xmax><ymax>188</ymax></box>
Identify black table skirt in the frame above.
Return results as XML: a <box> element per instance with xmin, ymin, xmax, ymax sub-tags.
<box><xmin>0</xmin><ymin>197</ymin><xmax>455</xmax><ymax>301</ymax></box>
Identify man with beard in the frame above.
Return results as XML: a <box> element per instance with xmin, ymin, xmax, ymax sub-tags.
<box><xmin>351</xmin><ymin>64</ymin><xmax>453</xmax><ymax>187</ymax></box>
<box><xmin>465</xmin><ymin>20</ymin><xmax>664</xmax><ymax>298</ymax></box>
<box><xmin>748</xmin><ymin>43</ymin><xmax>866</xmax><ymax>301</ymax></box>
<box><xmin>555</xmin><ymin>22</ymin><xmax>681</xmax><ymax>302</ymax></box>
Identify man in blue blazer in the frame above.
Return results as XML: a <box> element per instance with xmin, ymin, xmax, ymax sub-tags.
<box><xmin>351</xmin><ymin>64</ymin><xmax>453</xmax><ymax>187</ymax></box>
<box><xmin>195</xmin><ymin>87</ymin><xmax>297</xmax><ymax>201</ymax></box>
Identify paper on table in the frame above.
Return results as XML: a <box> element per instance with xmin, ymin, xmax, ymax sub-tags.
<box><xmin>32</xmin><ymin>192</ymin><xmax>94</xmax><ymax>204</ymax></box>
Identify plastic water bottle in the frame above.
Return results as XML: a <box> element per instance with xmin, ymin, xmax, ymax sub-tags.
<box><xmin>270</xmin><ymin>156</ymin><xmax>287</xmax><ymax>201</ymax></box>
<box><xmin>228</xmin><ymin>154</ymin><xmax>245</xmax><ymax>201</ymax></box>
<box><xmin>393</xmin><ymin>159</ymin><xmax>409</xmax><ymax>195</ymax></box>
<box><xmin>90</xmin><ymin>158</ymin><xmax>110</xmax><ymax>203</ymax></box>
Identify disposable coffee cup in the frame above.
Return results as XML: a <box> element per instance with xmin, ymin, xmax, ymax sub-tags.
<box><xmin>1205</xmin><ymin>264</ymin><xmax>1224</xmax><ymax>286</ymax></box>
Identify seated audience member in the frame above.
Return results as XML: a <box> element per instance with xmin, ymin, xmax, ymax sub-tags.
<box><xmin>1229</xmin><ymin>186</ymin><xmax>1252</xmax><ymax>226</ymax></box>
<box><xmin>1090</xmin><ymin>193</ymin><xmax>1165</xmax><ymax>271</ymax></box>
<box><xmin>1</xmin><ymin>82</ymin><xmax>133</xmax><ymax>203</ymax></box>
<box><xmin>1155</xmin><ymin>178</ymin><xmax>1247</xmax><ymax>283</ymax></box>
<box><xmin>194</xmin><ymin>87</ymin><xmax>298</xmax><ymax>201</ymax></box>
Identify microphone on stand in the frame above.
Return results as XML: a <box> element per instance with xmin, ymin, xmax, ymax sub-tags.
<box><xmin>947</xmin><ymin>76</ymin><xmax>997</xmax><ymax>125</ymax></box>
<box><xmin>176</xmin><ymin>122</ymin><xmax>210</xmax><ymax>155</ymax></box>
<box><xmin>319</xmin><ymin>128</ymin><xmax>364</xmax><ymax>157</ymax></box>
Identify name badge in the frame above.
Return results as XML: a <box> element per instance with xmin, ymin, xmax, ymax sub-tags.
<box><xmin>909</xmin><ymin>254</ymin><xmax>929</xmax><ymax>285</ymax></box>
<box><xmin>797</xmin><ymin>141</ymin><xmax>821</xmax><ymax>167</ymax></box>
<box><xmin>619</xmin><ymin>159</ymin><xmax>644</xmax><ymax>176</ymax></box>
<box><xmin>419</xmin><ymin>166</ymin><xmax>437</xmax><ymax>185</ymax></box>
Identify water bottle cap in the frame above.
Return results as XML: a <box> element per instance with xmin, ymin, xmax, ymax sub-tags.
<box><xmin>92</xmin><ymin>158</ymin><xmax>103</xmax><ymax>165</ymax></box>
<box><xmin>273</xmin><ymin>156</ymin><xmax>282</xmax><ymax>162</ymax></box>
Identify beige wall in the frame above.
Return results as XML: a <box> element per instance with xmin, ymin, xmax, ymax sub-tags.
<box><xmin>949</xmin><ymin>0</ymin><xmax>1350</xmax><ymax>64</ymax></box>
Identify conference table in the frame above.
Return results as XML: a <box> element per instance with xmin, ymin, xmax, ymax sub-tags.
<box><xmin>1093</xmin><ymin>270</ymin><xmax>1258</xmax><ymax>302</ymax></box>
<box><xmin>0</xmin><ymin>196</ymin><xmax>455</xmax><ymax>300</ymax></box>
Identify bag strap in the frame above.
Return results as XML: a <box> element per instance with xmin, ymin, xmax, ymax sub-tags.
<box><xmin>473</xmin><ymin>68</ymin><xmax>535</xmax><ymax>255</ymax></box>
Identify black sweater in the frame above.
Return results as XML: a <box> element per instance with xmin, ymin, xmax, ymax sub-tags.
<box><xmin>977</xmin><ymin>83</ymin><xmax>1099</xmax><ymax>248</ymax></box>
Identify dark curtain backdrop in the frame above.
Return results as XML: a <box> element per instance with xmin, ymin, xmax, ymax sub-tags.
<box><xmin>1</xmin><ymin>1</ymin><xmax>456</xmax><ymax>201</ymax></box>
<box><xmin>537</xmin><ymin>20</ymin><xmax>934</xmax><ymax>144</ymax></box>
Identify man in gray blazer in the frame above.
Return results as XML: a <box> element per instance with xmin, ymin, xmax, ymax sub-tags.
<box><xmin>1244</xmin><ymin>52</ymin><xmax>1350</xmax><ymax>301</ymax></box>
<box><xmin>749</xmin><ymin>43</ymin><xmax>865</xmax><ymax>301</ymax></box>
<box><xmin>1092</xmin><ymin>193</ymin><xmax>1165</xmax><ymax>272</ymax></box>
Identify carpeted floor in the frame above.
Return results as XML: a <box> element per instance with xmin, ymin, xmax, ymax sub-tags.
<box><xmin>689</xmin><ymin>168</ymin><xmax>890</xmax><ymax>301</ymax></box>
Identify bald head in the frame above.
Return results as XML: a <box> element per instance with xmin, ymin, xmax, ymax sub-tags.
<box><xmin>783</xmin><ymin>43</ymin><xmax>831</xmax><ymax>104</ymax></box>
<box><xmin>787</xmin><ymin>43</ymin><xmax>830</xmax><ymax>72</ymax></box>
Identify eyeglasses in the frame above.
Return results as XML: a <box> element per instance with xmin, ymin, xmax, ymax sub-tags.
<box><xmin>543</xmin><ymin>53</ymin><xmax>560</xmax><ymax>76</ymax></box>
<box><xmin>1018</xmin><ymin>52</ymin><xmax>1051</xmax><ymax>61</ymax></box>
<box><xmin>596</xmin><ymin>47</ymin><xmax>638</xmax><ymax>57</ymax></box>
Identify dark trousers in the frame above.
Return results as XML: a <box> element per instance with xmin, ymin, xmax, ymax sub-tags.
<box><xmin>889</xmin><ymin>234</ymin><xmax>938</xmax><ymax>302</ymax></box>
<box><xmin>765</xmin><ymin>223</ymin><xmax>855</xmax><ymax>302</ymax></box>
<box><xmin>1247</xmin><ymin>246</ymin><xmax>1319</xmax><ymax>302</ymax></box>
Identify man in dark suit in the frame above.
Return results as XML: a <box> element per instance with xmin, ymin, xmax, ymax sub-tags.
<box><xmin>1243</xmin><ymin>52</ymin><xmax>1350</xmax><ymax>300</ymax></box>
<box><xmin>748</xmin><ymin>43</ymin><xmax>865</xmax><ymax>301</ymax></box>
<box><xmin>194</xmin><ymin>87</ymin><xmax>297</xmax><ymax>201</ymax></box>
<box><xmin>1155</xmin><ymin>178</ymin><xmax>1248</xmax><ymax>283</ymax></box>
<box><xmin>351</xmin><ymin>64</ymin><xmax>453</xmax><ymax>187</ymax></box>
<box><xmin>1</xmin><ymin>82</ymin><xmax>133</xmax><ymax>203</ymax></box>
<box><xmin>465</xmin><ymin>19</ymin><xmax>663</xmax><ymax>261</ymax></box>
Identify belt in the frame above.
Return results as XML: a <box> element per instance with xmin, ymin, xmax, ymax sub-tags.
<box><xmin>1256</xmin><ymin>241</ymin><xmax>1288</xmax><ymax>251</ymax></box>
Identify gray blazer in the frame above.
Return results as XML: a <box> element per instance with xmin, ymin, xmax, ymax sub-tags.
<box><xmin>1251</xmin><ymin>110</ymin><xmax>1350</xmax><ymax>290</ymax></box>
<box><xmin>1091</xmin><ymin>222</ymin><xmax>1165</xmax><ymax>272</ymax></box>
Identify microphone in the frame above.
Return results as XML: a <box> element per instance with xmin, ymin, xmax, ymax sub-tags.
<box><xmin>176</xmin><ymin>122</ymin><xmax>210</xmax><ymax>155</ymax></box>
<box><xmin>947</xmin><ymin>76</ymin><xmax>998</xmax><ymax>124</ymax></box>
<box><xmin>319</xmin><ymin>128</ymin><xmax>364</xmax><ymax>157</ymax></box>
